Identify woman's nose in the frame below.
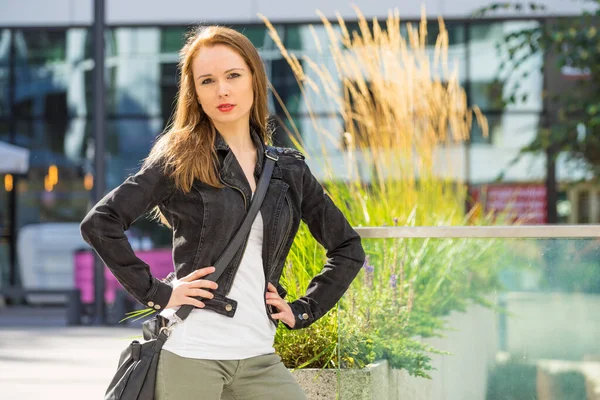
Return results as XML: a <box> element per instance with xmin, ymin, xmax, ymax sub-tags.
<box><xmin>217</xmin><ymin>82</ymin><xmax>230</xmax><ymax>98</ymax></box>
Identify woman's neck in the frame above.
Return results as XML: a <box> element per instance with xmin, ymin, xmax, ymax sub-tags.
<box><xmin>214</xmin><ymin>122</ymin><xmax>255</xmax><ymax>153</ymax></box>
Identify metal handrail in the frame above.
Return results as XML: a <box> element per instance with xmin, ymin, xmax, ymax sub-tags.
<box><xmin>355</xmin><ymin>225</ymin><xmax>600</xmax><ymax>238</ymax></box>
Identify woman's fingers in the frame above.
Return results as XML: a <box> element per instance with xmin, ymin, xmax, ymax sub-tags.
<box><xmin>266</xmin><ymin>282</ymin><xmax>278</xmax><ymax>293</ymax></box>
<box><xmin>166</xmin><ymin>292</ymin><xmax>206</xmax><ymax>309</ymax></box>
<box><xmin>270</xmin><ymin>312</ymin><xmax>286</xmax><ymax>320</ymax></box>
<box><xmin>189</xmin><ymin>279</ymin><xmax>218</xmax><ymax>290</ymax></box>
<box><xmin>185</xmin><ymin>298</ymin><xmax>205</xmax><ymax>308</ymax></box>
<box><xmin>266</xmin><ymin>297</ymin><xmax>286</xmax><ymax>309</ymax></box>
<box><xmin>181</xmin><ymin>267</ymin><xmax>215</xmax><ymax>282</ymax></box>
<box><xmin>187</xmin><ymin>288</ymin><xmax>214</xmax><ymax>299</ymax></box>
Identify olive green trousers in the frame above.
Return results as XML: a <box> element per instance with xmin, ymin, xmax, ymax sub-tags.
<box><xmin>155</xmin><ymin>350</ymin><xmax>307</xmax><ymax>400</ymax></box>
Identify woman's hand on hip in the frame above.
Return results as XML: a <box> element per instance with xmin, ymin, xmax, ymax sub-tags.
<box><xmin>165</xmin><ymin>267</ymin><xmax>218</xmax><ymax>309</ymax></box>
<box><xmin>266</xmin><ymin>282</ymin><xmax>295</xmax><ymax>328</ymax></box>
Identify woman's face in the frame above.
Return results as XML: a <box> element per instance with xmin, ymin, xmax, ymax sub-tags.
<box><xmin>192</xmin><ymin>44</ymin><xmax>254</xmax><ymax>129</ymax></box>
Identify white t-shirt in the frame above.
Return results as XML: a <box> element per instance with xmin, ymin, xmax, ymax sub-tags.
<box><xmin>160</xmin><ymin>211</ymin><xmax>276</xmax><ymax>360</ymax></box>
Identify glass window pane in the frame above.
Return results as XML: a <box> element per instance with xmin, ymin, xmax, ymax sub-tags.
<box><xmin>160</xmin><ymin>27</ymin><xmax>187</xmax><ymax>54</ymax></box>
<box><xmin>107</xmin><ymin>56</ymin><xmax>161</xmax><ymax>117</ymax></box>
<box><xmin>16</xmin><ymin>118</ymin><xmax>90</xmax><ymax>228</ymax></box>
<box><xmin>282</xmin><ymin>25</ymin><xmax>346</xmax><ymax>116</ymax></box>
<box><xmin>0</xmin><ymin>30</ymin><xmax>9</xmax><ymax>118</ymax></box>
<box><xmin>236</xmin><ymin>26</ymin><xmax>272</xmax><ymax>49</ymax></box>
<box><xmin>106</xmin><ymin>118</ymin><xmax>164</xmax><ymax>189</ymax></box>
<box><xmin>159</xmin><ymin>62</ymin><xmax>178</xmax><ymax>121</ymax></box>
<box><xmin>469</xmin><ymin>21</ymin><xmax>543</xmax><ymax>112</ymax></box>
<box><xmin>14</xmin><ymin>29</ymin><xmax>90</xmax><ymax>119</ymax></box>
<box><xmin>295</xmin><ymin>114</ymin><xmax>344</xmax><ymax>155</ymax></box>
<box><xmin>285</xmin><ymin>24</ymin><xmax>341</xmax><ymax>53</ymax></box>
<box><xmin>399</xmin><ymin>21</ymin><xmax>467</xmax><ymax>83</ymax></box>
<box><xmin>0</xmin><ymin>120</ymin><xmax>9</xmax><ymax>142</ymax></box>
<box><xmin>267</xmin><ymin>57</ymin><xmax>303</xmax><ymax>116</ymax></box>
<box><xmin>338</xmin><ymin>236</ymin><xmax>600</xmax><ymax>399</ymax></box>
<box><xmin>469</xmin><ymin>112</ymin><xmax>543</xmax><ymax>183</ymax></box>
<box><xmin>104</xmin><ymin>117</ymin><xmax>169</xmax><ymax>247</ymax></box>
<box><xmin>471</xmin><ymin>112</ymin><xmax>541</xmax><ymax>146</ymax></box>
<box><xmin>15</xmin><ymin>30</ymin><xmax>66</xmax><ymax>64</ymax></box>
<box><xmin>15</xmin><ymin>119</ymin><xmax>88</xmax><ymax>154</ymax></box>
<box><xmin>0</xmin><ymin>237</ymin><xmax>10</xmax><ymax>287</ymax></box>
<box><xmin>0</xmin><ymin>29</ymin><xmax>9</xmax><ymax>64</ymax></box>
<box><xmin>111</xmin><ymin>27</ymin><xmax>160</xmax><ymax>56</ymax></box>
<box><xmin>0</xmin><ymin>64</ymin><xmax>9</xmax><ymax>118</ymax></box>
<box><xmin>107</xmin><ymin>28</ymin><xmax>164</xmax><ymax>117</ymax></box>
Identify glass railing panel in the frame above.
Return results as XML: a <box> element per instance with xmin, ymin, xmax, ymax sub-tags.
<box><xmin>336</xmin><ymin>237</ymin><xmax>600</xmax><ymax>400</ymax></box>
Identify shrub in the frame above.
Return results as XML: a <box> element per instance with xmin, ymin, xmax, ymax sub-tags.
<box><xmin>261</xmin><ymin>7</ymin><xmax>506</xmax><ymax>377</ymax></box>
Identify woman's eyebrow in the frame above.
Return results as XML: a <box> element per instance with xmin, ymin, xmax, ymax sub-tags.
<box><xmin>196</xmin><ymin>68</ymin><xmax>245</xmax><ymax>79</ymax></box>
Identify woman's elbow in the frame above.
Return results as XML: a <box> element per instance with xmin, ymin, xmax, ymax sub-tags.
<box><xmin>79</xmin><ymin>210</ymin><xmax>98</xmax><ymax>244</ymax></box>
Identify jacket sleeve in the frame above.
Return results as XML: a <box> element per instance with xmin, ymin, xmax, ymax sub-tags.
<box><xmin>286</xmin><ymin>161</ymin><xmax>366</xmax><ymax>329</ymax></box>
<box><xmin>79</xmin><ymin>162</ymin><xmax>175</xmax><ymax>310</ymax></box>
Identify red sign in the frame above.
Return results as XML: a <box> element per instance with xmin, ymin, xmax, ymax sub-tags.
<box><xmin>470</xmin><ymin>183</ymin><xmax>547</xmax><ymax>224</ymax></box>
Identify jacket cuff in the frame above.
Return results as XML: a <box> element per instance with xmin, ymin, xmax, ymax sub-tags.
<box><xmin>284</xmin><ymin>300</ymin><xmax>314</xmax><ymax>330</ymax></box>
<box><xmin>141</xmin><ymin>278</ymin><xmax>173</xmax><ymax>311</ymax></box>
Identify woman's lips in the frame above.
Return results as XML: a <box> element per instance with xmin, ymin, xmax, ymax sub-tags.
<box><xmin>217</xmin><ymin>104</ymin><xmax>235</xmax><ymax>112</ymax></box>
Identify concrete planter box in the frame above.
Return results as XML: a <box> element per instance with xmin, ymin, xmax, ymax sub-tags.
<box><xmin>291</xmin><ymin>360</ymin><xmax>431</xmax><ymax>400</ymax></box>
<box><xmin>290</xmin><ymin>303</ymin><xmax>498</xmax><ymax>400</ymax></box>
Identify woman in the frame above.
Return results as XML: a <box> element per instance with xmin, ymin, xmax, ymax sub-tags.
<box><xmin>80</xmin><ymin>25</ymin><xmax>365</xmax><ymax>399</ymax></box>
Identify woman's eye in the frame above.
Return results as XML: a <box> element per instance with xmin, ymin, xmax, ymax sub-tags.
<box><xmin>228</xmin><ymin>73</ymin><xmax>240</xmax><ymax>79</ymax></box>
<box><xmin>201</xmin><ymin>78</ymin><xmax>213</xmax><ymax>85</ymax></box>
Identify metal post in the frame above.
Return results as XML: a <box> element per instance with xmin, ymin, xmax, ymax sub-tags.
<box><xmin>7</xmin><ymin>29</ymin><xmax>17</xmax><ymax>291</ymax></box>
<box><xmin>92</xmin><ymin>0</ymin><xmax>107</xmax><ymax>325</ymax></box>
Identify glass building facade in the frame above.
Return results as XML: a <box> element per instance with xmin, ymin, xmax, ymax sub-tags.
<box><xmin>0</xmin><ymin>19</ymin><xmax>547</xmax><ymax>283</ymax></box>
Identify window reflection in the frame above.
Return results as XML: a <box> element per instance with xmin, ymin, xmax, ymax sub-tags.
<box><xmin>469</xmin><ymin>112</ymin><xmax>543</xmax><ymax>184</ymax></box>
<box><xmin>0</xmin><ymin>120</ymin><xmax>8</xmax><ymax>142</ymax></box>
<box><xmin>0</xmin><ymin>30</ymin><xmax>9</xmax><ymax>118</ymax></box>
<box><xmin>468</xmin><ymin>21</ymin><xmax>543</xmax><ymax>113</ymax></box>
<box><xmin>0</xmin><ymin>20</ymin><xmax>567</xmax><ymax>235</ymax></box>
<box><xmin>471</xmin><ymin>112</ymin><xmax>541</xmax><ymax>146</ymax></box>
<box><xmin>0</xmin><ymin>64</ymin><xmax>8</xmax><ymax>118</ymax></box>
<box><xmin>13</xmin><ymin>28</ymin><xmax>89</xmax><ymax>119</ymax></box>
<box><xmin>105</xmin><ymin>118</ymin><xmax>164</xmax><ymax>189</ymax></box>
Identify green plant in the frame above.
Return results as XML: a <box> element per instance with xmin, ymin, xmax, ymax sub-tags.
<box><xmin>261</xmin><ymin>7</ymin><xmax>508</xmax><ymax>377</ymax></box>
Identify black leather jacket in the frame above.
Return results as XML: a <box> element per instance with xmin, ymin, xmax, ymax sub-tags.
<box><xmin>80</xmin><ymin>130</ymin><xmax>365</xmax><ymax>329</ymax></box>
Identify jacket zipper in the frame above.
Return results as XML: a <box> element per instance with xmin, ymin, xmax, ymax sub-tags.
<box><xmin>265</xmin><ymin>195</ymin><xmax>293</xmax><ymax>326</ymax></box>
<box><xmin>273</xmin><ymin>195</ymin><xmax>293</xmax><ymax>268</ymax></box>
<box><xmin>219</xmin><ymin>176</ymin><xmax>248</xmax><ymax>211</ymax></box>
<box><xmin>219</xmin><ymin>175</ymin><xmax>250</xmax><ymax>298</ymax></box>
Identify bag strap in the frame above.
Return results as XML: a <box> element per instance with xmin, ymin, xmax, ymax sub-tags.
<box><xmin>173</xmin><ymin>146</ymin><xmax>279</xmax><ymax>322</ymax></box>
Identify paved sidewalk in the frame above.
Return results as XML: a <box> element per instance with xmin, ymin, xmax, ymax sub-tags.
<box><xmin>0</xmin><ymin>307</ymin><xmax>142</xmax><ymax>400</ymax></box>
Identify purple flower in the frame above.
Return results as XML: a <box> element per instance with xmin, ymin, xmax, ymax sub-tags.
<box><xmin>363</xmin><ymin>257</ymin><xmax>374</xmax><ymax>274</ymax></box>
<box><xmin>389</xmin><ymin>274</ymin><xmax>398</xmax><ymax>288</ymax></box>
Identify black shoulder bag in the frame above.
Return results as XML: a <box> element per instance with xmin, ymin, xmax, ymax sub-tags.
<box><xmin>104</xmin><ymin>147</ymin><xmax>279</xmax><ymax>400</ymax></box>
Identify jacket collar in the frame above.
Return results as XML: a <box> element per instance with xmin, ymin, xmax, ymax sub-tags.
<box><xmin>215</xmin><ymin>127</ymin><xmax>268</xmax><ymax>176</ymax></box>
<box><xmin>215</xmin><ymin>126</ymin><xmax>282</xmax><ymax>189</ymax></box>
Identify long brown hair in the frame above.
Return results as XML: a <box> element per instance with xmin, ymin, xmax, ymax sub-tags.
<box><xmin>144</xmin><ymin>25</ymin><xmax>270</xmax><ymax>192</ymax></box>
